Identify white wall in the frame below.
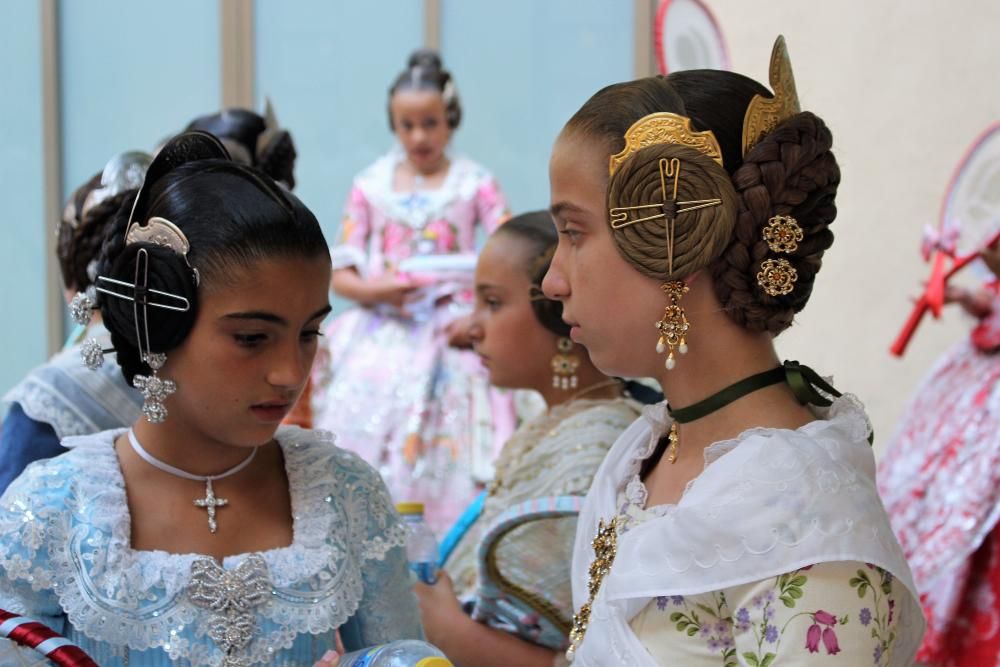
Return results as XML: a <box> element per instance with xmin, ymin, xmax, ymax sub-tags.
<box><xmin>708</xmin><ymin>0</ymin><xmax>1000</xmax><ymax>453</ymax></box>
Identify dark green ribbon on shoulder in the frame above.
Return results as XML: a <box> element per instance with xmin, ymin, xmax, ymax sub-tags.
<box><xmin>667</xmin><ymin>360</ymin><xmax>872</xmax><ymax>445</ymax></box>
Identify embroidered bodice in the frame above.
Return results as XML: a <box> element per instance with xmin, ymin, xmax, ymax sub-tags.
<box><xmin>0</xmin><ymin>426</ymin><xmax>421</xmax><ymax>666</ymax></box>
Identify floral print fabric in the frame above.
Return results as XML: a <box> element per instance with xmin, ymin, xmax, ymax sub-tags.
<box><xmin>631</xmin><ymin>561</ymin><xmax>904</xmax><ymax>665</ymax></box>
<box><xmin>313</xmin><ymin>150</ymin><xmax>512</xmax><ymax>534</ymax></box>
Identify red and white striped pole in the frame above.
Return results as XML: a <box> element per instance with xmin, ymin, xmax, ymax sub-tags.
<box><xmin>0</xmin><ymin>609</ymin><xmax>98</xmax><ymax>667</ymax></box>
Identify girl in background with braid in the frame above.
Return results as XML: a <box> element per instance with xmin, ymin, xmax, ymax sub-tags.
<box><xmin>311</xmin><ymin>49</ymin><xmax>513</xmax><ymax>534</ymax></box>
<box><xmin>543</xmin><ymin>38</ymin><xmax>924</xmax><ymax>665</ymax></box>
<box><xmin>414</xmin><ymin>211</ymin><xmax>651</xmax><ymax>665</ymax></box>
<box><xmin>0</xmin><ymin>152</ymin><xmax>148</xmax><ymax>492</ymax></box>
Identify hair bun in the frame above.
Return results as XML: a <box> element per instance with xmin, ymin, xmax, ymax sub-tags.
<box><xmin>711</xmin><ymin>111</ymin><xmax>840</xmax><ymax>334</ymax></box>
<box><xmin>408</xmin><ymin>48</ymin><xmax>443</xmax><ymax>72</ymax></box>
<box><xmin>607</xmin><ymin>144</ymin><xmax>739</xmax><ymax>282</ymax></box>
<box><xmin>99</xmin><ymin>244</ymin><xmax>198</xmax><ymax>383</ymax></box>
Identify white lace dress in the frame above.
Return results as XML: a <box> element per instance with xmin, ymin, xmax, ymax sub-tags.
<box><xmin>0</xmin><ymin>426</ymin><xmax>422</xmax><ymax>666</ymax></box>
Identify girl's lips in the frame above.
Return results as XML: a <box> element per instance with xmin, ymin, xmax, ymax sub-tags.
<box><xmin>250</xmin><ymin>403</ymin><xmax>291</xmax><ymax>422</ymax></box>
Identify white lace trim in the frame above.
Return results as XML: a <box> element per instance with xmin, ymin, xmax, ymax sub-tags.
<box><xmin>623</xmin><ymin>392</ymin><xmax>872</xmax><ymax>515</ymax></box>
<box><xmin>355</xmin><ymin>149</ymin><xmax>493</xmax><ymax>228</ymax></box>
<box><xmin>0</xmin><ymin>426</ymin><xmax>406</xmax><ymax>665</ymax></box>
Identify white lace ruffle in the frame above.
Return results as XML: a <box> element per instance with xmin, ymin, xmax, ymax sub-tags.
<box><xmin>354</xmin><ymin>149</ymin><xmax>493</xmax><ymax>229</ymax></box>
<box><xmin>623</xmin><ymin>392</ymin><xmax>872</xmax><ymax>514</ymax></box>
<box><xmin>569</xmin><ymin>393</ymin><xmax>924</xmax><ymax>666</ymax></box>
<box><xmin>0</xmin><ymin>426</ymin><xmax>406</xmax><ymax>666</ymax></box>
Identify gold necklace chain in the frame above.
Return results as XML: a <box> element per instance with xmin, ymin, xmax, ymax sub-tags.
<box><xmin>564</xmin><ymin>378</ymin><xmax>623</xmax><ymax>404</ymax></box>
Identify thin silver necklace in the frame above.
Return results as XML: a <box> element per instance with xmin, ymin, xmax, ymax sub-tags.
<box><xmin>127</xmin><ymin>429</ymin><xmax>258</xmax><ymax>534</ymax></box>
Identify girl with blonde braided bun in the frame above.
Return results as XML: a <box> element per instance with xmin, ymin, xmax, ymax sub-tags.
<box><xmin>543</xmin><ymin>38</ymin><xmax>924</xmax><ymax>665</ymax></box>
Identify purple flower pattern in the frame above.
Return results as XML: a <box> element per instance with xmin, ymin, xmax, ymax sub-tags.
<box><xmin>652</xmin><ymin>563</ymin><xmax>900</xmax><ymax>665</ymax></box>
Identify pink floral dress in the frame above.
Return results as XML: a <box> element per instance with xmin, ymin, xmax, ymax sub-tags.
<box><xmin>879</xmin><ymin>288</ymin><xmax>1000</xmax><ymax>665</ymax></box>
<box><xmin>312</xmin><ymin>149</ymin><xmax>511</xmax><ymax>534</ymax></box>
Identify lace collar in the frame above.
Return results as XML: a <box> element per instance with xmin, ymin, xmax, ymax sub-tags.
<box><xmin>356</xmin><ymin>148</ymin><xmax>486</xmax><ymax>228</ymax></box>
<box><xmin>1</xmin><ymin>426</ymin><xmax>405</xmax><ymax>659</ymax></box>
<box><xmin>621</xmin><ymin>393</ymin><xmax>873</xmax><ymax>514</ymax></box>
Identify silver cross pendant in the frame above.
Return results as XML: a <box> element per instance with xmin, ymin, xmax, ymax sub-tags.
<box><xmin>194</xmin><ymin>479</ymin><xmax>229</xmax><ymax>533</ymax></box>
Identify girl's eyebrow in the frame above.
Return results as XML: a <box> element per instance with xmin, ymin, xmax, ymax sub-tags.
<box><xmin>550</xmin><ymin>201</ymin><xmax>587</xmax><ymax>219</ymax></box>
<box><xmin>221</xmin><ymin>305</ymin><xmax>332</xmax><ymax>327</ymax></box>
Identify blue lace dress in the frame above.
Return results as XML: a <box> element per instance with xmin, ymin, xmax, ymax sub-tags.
<box><xmin>0</xmin><ymin>426</ymin><xmax>422</xmax><ymax>666</ymax></box>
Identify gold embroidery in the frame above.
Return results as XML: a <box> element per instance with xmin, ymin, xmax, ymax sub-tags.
<box><xmin>566</xmin><ymin>517</ymin><xmax>619</xmax><ymax>660</ymax></box>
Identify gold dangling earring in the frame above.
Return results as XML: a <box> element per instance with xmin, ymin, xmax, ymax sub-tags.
<box><xmin>655</xmin><ymin>281</ymin><xmax>690</xmax><ymax>370</ymax></box>
<box><xmin>551</xmin><ymin>337</ymin><xmax>580</xmax><ymax>391</ymax></box>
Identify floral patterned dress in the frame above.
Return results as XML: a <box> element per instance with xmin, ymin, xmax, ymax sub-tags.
<box><xmin>879</xmin><ymin>289</ymin><xmax>1000</xmax><ymax>666</ymax></box>
<box><xmin>625</xmin><ymin>505</ymin><xmax>906</xmax><ymax>665</ymax></box>
<box><xmin>312</xmin><ymin>148</ymin><xmax>511</xmax><ymax>534</ymax></box>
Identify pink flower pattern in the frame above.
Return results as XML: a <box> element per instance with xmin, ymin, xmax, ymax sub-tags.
<box><xmin>656</xmin><ymin>564</ymin><xmax>901</xmax><ymax>665</ymax></box>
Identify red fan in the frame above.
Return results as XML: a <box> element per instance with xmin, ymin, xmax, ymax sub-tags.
<box><xmin>890</xmin><ymin>122</ymin><xmax>1000</xmax><ymax>356</ymax></box>
<box><xmin>0</xmin><ymin>610</ymin><xmax>97</xmax><ymax>666</ymax></box>
<box><xmin>655</xmin><ymin>0</ymin><xmax>730</xmax><ymax>74</ymax></box>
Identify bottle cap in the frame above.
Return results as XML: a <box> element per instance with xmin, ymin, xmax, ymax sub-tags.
<box><xmin>396</xmin><ymin>502</ymin><xmax>425</xmax><ymax>515</ymax></box>
<box><xmin>416</xmin><ymin>658</ymin><xmax>453</xmax><ymax>667</ymax></box>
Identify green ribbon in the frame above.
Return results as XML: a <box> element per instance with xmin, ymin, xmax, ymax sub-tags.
<box><xmin>667</xmin><ymin>360</ymin><xmax>871</xmax><ymax>445</ymax></box>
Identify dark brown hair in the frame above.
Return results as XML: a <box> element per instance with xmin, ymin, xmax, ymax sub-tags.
<box><xmin>388</xmin><ymin>49</ymin><xmax>462</xmax><ymax>130</ymax></box>
<box><xmin>564</xmin><ymin>71</ymin><xmax>840</xmax><ymax>335</ymax></box>
<box><xmin>57</xmin><ymin>173</ymin><xmax>135</xmax><ymax>293</ymax></box>
<box><xmin>492</xmin><ymin>210</ymin><xmax>570</xmax><ymax>337</ymax></box>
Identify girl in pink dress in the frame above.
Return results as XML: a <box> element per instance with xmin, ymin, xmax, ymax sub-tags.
<box><xmin>312</xmin><ymin>50</ymin><xmax>511</xmax><ymax>534</ymax></box>
<box><xmin>879</xmin><ymin>244</ymin><xmax>1000</xmax><ymax>666</ymax></box>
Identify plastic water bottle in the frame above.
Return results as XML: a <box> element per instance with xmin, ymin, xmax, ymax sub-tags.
<box><xmin>338</xmin><ymin>639</ymin><xmax>452</xmax><ymax>667</ymax></box>
<box><xmin>396</xmin><ymin>502</ymin><xmax>439</xmax><ymax>584</ymax></box>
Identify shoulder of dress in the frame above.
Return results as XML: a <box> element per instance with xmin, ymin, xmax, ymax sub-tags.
<box><xmin>277</xmin><ymin>426</ymin><xmax>390</xmax><ymax>501</ymax></box>
<box><xmin>2</xmin><ymin>430</ymin><xmax>119</xmax><ymax>503</ymax></box>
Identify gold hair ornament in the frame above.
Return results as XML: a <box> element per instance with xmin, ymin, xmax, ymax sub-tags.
<box><xmin>742</xmin><ymin>35</ymin><xmax>802</xmax><ymax>157</ymax></box>
<box><xmin>608</xmin><ymin>112</ymin><xmax>724</xmax><ymax>176</ymax></box>
<box><xmin>763</xmin><ymin>214</ymin><xmax>803</xmax><ymax>254</ymax></box>
<box><xmin>757</xmin><ymin>258</ymin><xmax>798</xmax><ymax>297</ymax></box>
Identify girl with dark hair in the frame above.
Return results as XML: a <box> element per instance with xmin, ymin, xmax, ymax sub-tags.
<box><xmin>0</xmin><ymin>152</ymin><xmax>148</xmax><ymax>492</ymax></box>
<box><xmin>542</xmin><ymin>39</ymin><xmax>923</xmax><ymax>664</ymax></box>
<box><xmin>413</xmin><ymin>211</ymin><xmax>647</xmax><ymax>665</ymax></box>
<box><xmin>0</xmin><ymin>132</ymin><xmax>421</xmax><ymax>665</ymax></box>
<box><xmin>185</xmin><ymin>101</ymin><xmax>297</xmax><ymax>190</ymax></box>
<box><xmin>312</xmin><ymin>49</ymin><xmax>513</xmax><ymax>534</ymax></box>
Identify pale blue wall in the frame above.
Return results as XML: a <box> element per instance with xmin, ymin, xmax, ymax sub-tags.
<box><xmin>59</xmin><ymin>0</ymin><xmax>221</xmax><ymax>205</ymax></box>
<box><xmin>0</xmin><ymin>2</ymin><xmax>640</xmax><ymax>399</ymax></box>
<box><xmin>254</xmin><ymin>0</ymin><xmax>424</xmax><ymax>243</ymax></box>
<box><xmin>441</xmin><ymin>0</ymin><xmax>634</xmax><ymax>213</ymax></box>
<box><xmin>0</xmin><ymin>2</ymin><xmax>46</xmax><ymax>396</ymax></box>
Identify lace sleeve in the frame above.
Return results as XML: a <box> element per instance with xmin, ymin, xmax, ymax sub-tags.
<box><xmin>338</xmin><ymin>544</ymin><xmax>423</xmax><ymax>650</ymax></box>
<box><xmin>0</xmin><ymin>462</ymin><xmax>69</xmax><ymax>630</ymax></box>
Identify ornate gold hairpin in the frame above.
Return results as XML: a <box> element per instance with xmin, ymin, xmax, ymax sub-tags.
<box><xmin>742</xmin><ymin>35</ymin><xmax>802</xmax><ymax>157</ymax></box>
<box><xmin>608</xmin><ymin>112</ymin><xmax>724</xmax><ymax>176</ymax></box>
<box><xmin>757</xmin><ymin>258</ymin><xmax>798</xmax><ymax>296</ymax></box>
<box><xmin>763</xmin><ymin>214</ymin><xmax>803</xmax><ymax>253</ymax></box>
<box><xmin>610</xmin><ymin>157</ymin><xmax>722</xmax><ymax>239</ymax></box>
